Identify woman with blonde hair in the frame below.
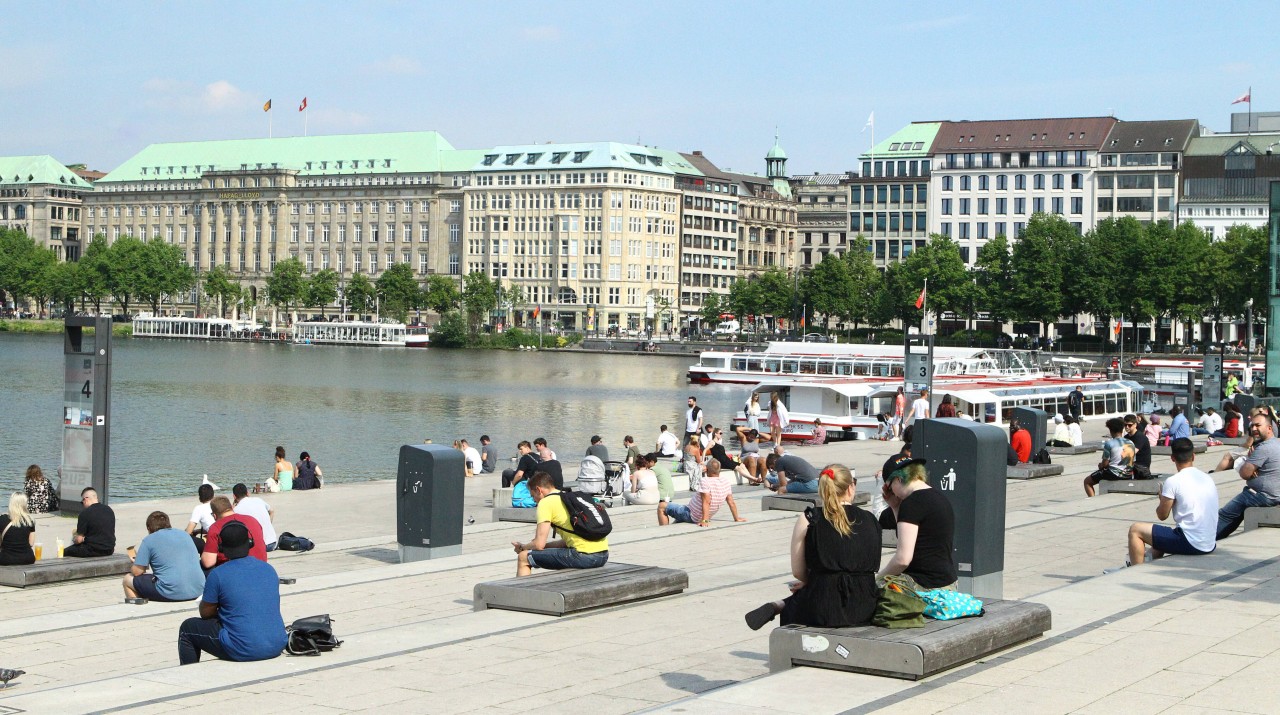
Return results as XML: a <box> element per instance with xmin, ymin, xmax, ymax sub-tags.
<box><xmin>682</xmin><ymin>434</ymin><xmax>705</xmax><ymax>492</ymax></box>
<box><xmin>745</xmin><ymin>464</ymin><xmax>880</xmax><ymax>630</ymax></box>
<box><xmin>0</xmin><ymin>492</ymin><xmax>37</xmax><ymax>566</ymax></box>
<box><xmin>24</xmin><ymin>465</ymin><xmax>56</xmax><ymax>513</ymax></box>
<box><xmin>876</xmin><ymin>455</ymin><xmax>957</xmax><ymax>590</ymax></box>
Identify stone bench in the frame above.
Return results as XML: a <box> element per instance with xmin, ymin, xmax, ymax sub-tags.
<box><xmin>1242</xmin><ymin>506</ymin><xmax>1280</xmax><ymax>531</ymax></box>
<box><xmin>0</xmin><ymin>554</ymin><xmax>132</xmax><ymax>588</ymax></box>
<box><xmin>768</xmin><ymin>598</ymin><xmax>1051</xmax><ymax>680</ymax></box>
<box><xmin>1006</xmin><ymin>464</ymin><xmax>1064</xmax><ymax>480</ymax></box>
<box><xmin>1098</xmin><ymin>477</ymin><xmax>1165</xmax><ymax>496</ymax></box>
<box><xmin>1047</xmin><ymin>444</ymin><xmax>1096</xmax><ymax>455</ymax></box>
<box><xmin>491</xmin><ymin>487</ymin><xmax>514</xmax><ymax>507</ymax></box>
<box><xmin>1218</xmin><ymin>436</ymin><xmax>1248</xmax><ymax>446</ymax></box>
<box><xmin>473</xmin><ymin>562</ymin><xmax>688</xmax><ymax>616</ymax></box>
<box><xmin>762</xmin><ymin>492</ymin><xmax>869</xmax><ymax>512</ymax></box>
<box><xmin>493</xmin><ymin>507</ymin><xmax>538</xmax><ymax>523</ymax></box>
<box><xmin>1152</xmin><ymin>443</ymin><xmax>1207</xmax><ymax>455</ymax></box>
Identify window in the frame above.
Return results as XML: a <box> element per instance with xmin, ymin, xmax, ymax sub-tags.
<box><xmin>996</xmin><ymin>197</ymin><xmax>1007</xmax><ymax>214</ymax></box>
<box><xmin>1071</xmin><ymin>173</ymin><xmax>1083</xmax><ymax>190</ymax></box>
<box><xmin>942</xmin><ymin>176</ymin><xmax>953</xmax><ymax>191</ymax></box>
<box><xmin>1052</xmin><ymin>174</ymin><xmax>1064</xmax><ymax>190</ymax></box>
<box><xmin>959</xmin><ymin>198</ymin><xmax>970</xmax><ymax>215</ymax></box>
<box><xmin>1097</xmin><ymin>197</ymin><xmax>1114</xmax><ymax>212</ymax></box>
<box><xmin>1034</xmin><ymin>174</ymin><xmax>1045</xmax><ymax>190</ymax></box>
<box><xmin>1014</xmin><ymin>197</ymin><xmax>1026</xmax><ymax>214</ymax></box>
<box><xmin>960</xmin><ymin>175</ymin><xmax>971</xmax><ymax>190</ymax></box>
<box><xmin>977</xmin><ymin>198</ymin><xmax>988</xmax><ymax>215</ymax></box>
<box><xmin>941</xmin><ymin>198</ymin><xmax>952</xmax><ymax>215</ymax></box>
<box><xmin>996</xmin><ymin>174</ymin><xmax>1007</xmax><ymax>190</ymax></box>
<box><xmin>940</xmin><ymin>222</ymin><xmax>951</xmax><ymax>237</ymax></box>
<box><xmin>1071</xmin><ymin>197</ymin><xmax>1083</xmax><ymax>214</ymax></box>
<box><xmin>1015</xmin><ymin>174</ymin><xmax>1026</xmax><ymax>190</ymax></box>
<box><xmin>1051</xmin><ymin>197</ymin><xmax>1063</xmax><ymax>214</ymax></box>
<box><xmin>978</xmin><ymin>175</ymin><xmax>989</xmax><ymax>190</ymax></box>
<box><xmin>1033</xmin><ymin>197</ymin><xmax>1045</xmax><ymax>213</ymax></box>
<box><xmin>449</xmin><ymin>224</ymin><xmax>459</xmax><ymax>243</ymax></box>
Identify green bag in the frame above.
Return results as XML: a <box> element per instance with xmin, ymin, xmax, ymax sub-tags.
<box><xmin>871</xmin><ymin>575</ymin><xmax>927</xmax><ymax>629</ymax></box>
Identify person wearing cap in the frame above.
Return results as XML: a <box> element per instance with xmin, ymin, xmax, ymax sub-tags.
<box><xmin>1125</xmin><ymin>437</ymin><xmax>1218</xmax><ymax>566</ymax></box>
<box><xmin>585</xmin><ymin>435</ymin><xmax>610</xmax><ymax>463</ymax></box>
<box><xmin>201</xmin><ymin>496</ymin><xmax>267</xmax><ymax>570</ymax></box>
<box><xmin>876</xmin><ymin>455</ymin><xmax>958</xmax><ymax>590</ymax></box>
<box><xmin>177</xmin><ymin>521</ymin><xmax>287</xmax><ymax>665</ymax></box>
<box><xmin>1048</xmin><ymin>414</ymin><xmax>1073</xmax><ymax>448</ymax></box>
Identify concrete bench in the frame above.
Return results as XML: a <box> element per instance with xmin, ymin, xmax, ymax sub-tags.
<box><xmin>1218</xmin><ymin>436</ymin><xmax>1248</xmax><ymax>446</ymax></box>
<box><xmin>1152</xmin><ymin>443</ymin><xmax>1207</xmax><ymax>455</ymax></box>
<box><xmin>1098</xmin><ymin>477</ymin><xmax>1164</xmax><ymax>496</ymax></box>
<box><xmin>473</xmin><ymin>562</ymin><xmax>688</xmax><ymax>616</ymax></box>
<box><xmin>882</xmin><ymin>528</ymin><xmax>897</xmax><ymax>550</ymax></box>
<box><xmin>762</xmin><ymin>491</ymin><xmax>869</xmax><ymax>512</ymax></box>
<box><xmin>492</xmin><ymin>507</ymin><xmax>538</xmax><ymax>523</ymax></box>
<box><xmin>768</xmin><ymin>598</ymin><xmax>1051</xmax><ymax>680</ymax></box>
<box><xmin>491</xmin><ymin>487</ymin><xmax>514</xmax><ymax>507</ymax></box>
<box><xmin>1047</xmin><ymin>444</ymin><xmax>1096</xmax><ymax>455</ymax></box>
<box><xmin>1242</xmin><ymin>506</ymin><xmax>1280</xmax><ymax>531</ymax></box>
<box><xmin>1006</xmin><ymin>464</ymin><xmax>1064</xmax><ymax>480</ymax></box>
<box><xmin>0</xmin><ymin>554</ymin><xmax>132</xmax><ymax>588</ymax></box>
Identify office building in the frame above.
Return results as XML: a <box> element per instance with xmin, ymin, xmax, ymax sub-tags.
<box><xmin>1178</xmin><ymin>132</ymin><xmax>1280</xmax><ymax>237</ymax></box>
<box><xmin>1094</xmin><ymin>120</ymin><xmax>1198</xmax><ymax>224</ymax></box>
<box><xmin>0</xmin><ymin>155</ymin><xmax>93</xmax><ymax>260</ymax></box>
<box><xmin>850</xmin><ymin>122</ymin><xmax>938</xmax><ymax>265</ymax></box>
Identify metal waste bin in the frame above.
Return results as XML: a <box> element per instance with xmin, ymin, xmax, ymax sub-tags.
<box><xmin>1012</xmin><ymin>407</ymin><xmax>1049</xmax><ymax>456</ymax></box>
<box><xmin>397</xmin><ymin>444</ymin><xmax>465</xmax><ymax>562</ymax></box>
<box><xmin>916</xmin><ymin>418</ymin><xmax>1008</xmax><ymax>599</ymax></box>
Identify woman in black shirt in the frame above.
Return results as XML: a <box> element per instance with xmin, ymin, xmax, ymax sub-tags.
<box><xmin>707</xmin><ymin>428</ymin><xmax>758</xmax><ymax>485</ymax></box>
<box><xmin>876</xmin><ymin>455</ymin><xmax>957</xmax><ymax>589</ymax></box>
<box><xmin>0</xmin><ymin>492</ymin><xmax>37</xmax><ymax>566</ymax></box>
<box><xmin>745</xmin><ymin>464</ymin><xmax>880</xmax><ymax>629</ymax></box>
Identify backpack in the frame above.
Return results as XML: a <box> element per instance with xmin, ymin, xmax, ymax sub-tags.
<box><xmin>1031</xmin><ymin>448</ymin><xmax>1052</xmax><ymax>465</ymax></box>
<box><xmin>285</xmin><ymin>614</ymin><xmax>342</xmax><ymax>656</ymax></box>
<box><xmin>277</xmin><ymin>531</ymin><xmax>315</xmax><ymax>552</ymax></box>
<box><xmin>555</xmin><ymin>491</ymin><xmax>613</xmax><ymax>540</ymax></box>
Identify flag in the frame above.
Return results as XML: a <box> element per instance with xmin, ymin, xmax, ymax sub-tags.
<box><xmin>263</xmin><ymin>99</ymin><xmax>272</xmax><ymax>112</ymax></box>
<box><xmin>914</xmin><ymin>285</ymin><xmax>926</xmax><ymax>310</ymax></box>
<box><xmin>1114</xmin><ymin>319</ymin><xmax>1122</xmax><ymax>336</ymax></box>
<box><xmin>862</xmin><ymin>111</ymin><xmax>874</xmax><ymax>133</ymax></box>
<box><xmin>800</xmin><ymin>315</ymin><xmax>806</xmax><ymax>328</ymax></box>
<box><xmin>1233</xmin><ymin>90</ymin><xmax>1251</xmax><ymax>105</ymax></box>
<box><xmin>299</xmin><ymin>97</ymin><xmax>308</xmax><ymax>112</ymax></box>
<box><xmin>532</xmin><ymin>305</ymin><xmax>541</xmax><ymax>319</ymax></box>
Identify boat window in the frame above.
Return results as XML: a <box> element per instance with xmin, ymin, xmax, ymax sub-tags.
<box><xmin>799</xmin><ymin>359</ymin><xmax>816</xmax><ymax>375</ymax></box>
<box><xmin>765</xmin><ymin>359</ymin><xmax>780</xmax><ymax>373</ymax></box>
<box><xmin>748</xmin><ymin>359</ymin><xmax>762</xmax><ymax>372</ymax></box>
<box><xmin>732</xmin><ymin>357</ymin><xmax>748</xmax><ymax>370</ymax></box>
<box><xmin>782</xmin><ymin>360</ymin><xmax>798</xmax><ymax>373</ymax></box>
<box><xmin>836</xmin><ymin>361</ymin><xmax>852</xmax><ymax>376</ymax></box>
<box><xmin>1107</xmin><ymin>393</ymin><xmax>1119</xmax><ymax>413</ymax></box>
<box><xmin>817</xmin><ymin>360</ymin><xmax>834</xmax><ymax>375</ymax></box>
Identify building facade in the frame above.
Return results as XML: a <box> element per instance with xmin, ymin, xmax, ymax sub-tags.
<box><xmin>793</xmin><ymin>173</ymin><xmax>852</xmax><ymax>266</ymax></box>
<box><xmin>851</xmin><ymin>122</ymin><xmax>938</xmax><ymax>265</ymax></box>
<box><xmin>1094</xmin><ymin>120</ymin><xmax>1198</xmax><ymax>224</ymax></box>
<box><xmin>1178</xmin><ymin>132</ymin><xmax>1280</xmax><ymax>238</ymax></box>
<box><xmin>673</xmin><ymin>151</ymin><xmax>739</xmax><ymax>319</ymax></box>
<box><xmin>0</xmin><ymin>155</ymin><xmax>93</xmax><ymax>260</ymax></box>
<box><xmin>928</xmin><ymin>117</ymin><xmax>1116</xmax><ymax>263</ymax></box>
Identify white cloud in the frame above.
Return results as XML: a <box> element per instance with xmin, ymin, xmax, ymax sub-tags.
<box><xmin>520</xmin><ymin>25</ymin><xmax>562</xmax><ymax>42</ymax></box>
<box><xmin>201</xmin><ymin>80</ymin><xmax>250</xmax><ymax>111</ymax></box>
<box><xmin>363</xmin><ymin>56</ymin><xmax>425</xmax><ymax>76</ymax></box>
<box><xmin>310</xmin><ymin>107</ymin><xmax>373</xmax><ymax>132</ymax></box>
<box><xmin>142</xmin><ymin>78</ymin><xmax>254</xmax><ymax>113</ymax></box>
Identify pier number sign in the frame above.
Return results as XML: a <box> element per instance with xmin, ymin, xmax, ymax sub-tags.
<box><xmin>1202</xmin><ymin>355</ymin><xmax>1223</xmax><ymax>405</ymax></box>
<box><xmin>62</xmin><ymin>354</ymin><xmax>96</xmax><ymax>492</ymax></box>
<box><xmin>906</xmin><ymin>352</ymin><xmax>931</xmax><ymax>393</ymax></box>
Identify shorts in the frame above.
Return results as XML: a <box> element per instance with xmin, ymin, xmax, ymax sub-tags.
<box><xmin>1087</xmin><ymin>468</ymin><xmax>1130</xmax><ymax>483</ymax></box>
<box><xmin>131</xmin><ymin>573</ymin><xmax>180</xmax><ymax>602</ymax></box>
<box><xmin>525</xmin><ymin>547</ymin><xmax>608</xmax><ymax>570</ymax></box>
<box><xmin>664</xmin><ymin>503</ymin><xmax>696</xmax><ymax>524</ymax></box>
<box><xmin>1151</xmin><ymin>524</ymin><xmax>1214</xmax><ymax>556</ymax></box>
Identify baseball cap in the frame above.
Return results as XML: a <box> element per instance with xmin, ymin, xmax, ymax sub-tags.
<box><xmin>218</xmin><ymin>521</ymin><xmax>254</xmax><ymax>560</ymax></box>
<box><xmin>1053</xmin><ymin>414</ymin><xmax>1064</xmax><ymax>424</ymax></box>
<box><xmin>881</xmin><ymin>453</ymin><xmax>926</xmax><ymax>481</ymax></box>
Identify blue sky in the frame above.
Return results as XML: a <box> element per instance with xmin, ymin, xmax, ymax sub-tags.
<box><xmin>2</xmin><ymin>1</ymin><xmax>1275</xmax><ymax>177</ymax></box>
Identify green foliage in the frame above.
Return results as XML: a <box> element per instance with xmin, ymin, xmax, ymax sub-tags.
<box><xmin>422</xmin><ymin>274</ymin><xmax>461</xmax><ymax>315</ymax></box>
<box><xmin>1009</xmin><ymin>214</ymin><xmax>1069</xmax><ymax>324</ymax></box>
<box><xmin>973</xmin><ymin>234</ymin><xmax>1013</xmax><ymax>325</ymax></box>
<box><xmin>344</xmin><ymin>273</ymin><xmax>376</xmax><ymax>316</ymax></box>
<box><xmin>699</xmin><ymin>291</ymin><xmax>723</xmax><ymax>326</ymax></box>
<box><xmin>136</xmin><ymin>238</ymin><xmax>195</xmax><ymax>313</ymax></box>
<box><xmin>803</xmin><ymin>253</ymin><xmax>853</xmax><ymax>328</ymax></box>
<box><xmin>431</xmin><ymin>310</ymin><xmax>468</xmax><ymax>347</ymax></box>
<box><xmin>305</xmin><ymin>269</ymin><xmax>339</xmax><ymax>316</ymax></box>
<box><xmin>266</xmin><ymin>257</ymin><xmax>306</xmax><ymax>313</ymax></box>
<box><xmin>203</xmin><ymin>266</ymin><xmax>242</xmax><ymax>317</ymax></box>
<box><xmin>461</xmin><ymin>271</ymin><xmax>499</xmax><ymax>332</ymax></box>
<box><xmin>376</xmin><ymin>263</ymin><xmax>420</xmax><ymax>322</ymax></box>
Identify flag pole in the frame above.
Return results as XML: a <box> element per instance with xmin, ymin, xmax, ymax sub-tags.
<box><xmin>269</xmin><ymin>109</ymin><xmax>273</xmax><ymax>139</ymax></box>
<box><xmin>1249</xmin><ymin>86</ymin><xmax>1253</xmax><ymax>136</ymax></box>
<box><xmin>304</xmin><ymin>104</ymin><xmax>309</xmax><ymax>137</ymax></box>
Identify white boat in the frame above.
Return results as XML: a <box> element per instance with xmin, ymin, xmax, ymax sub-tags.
<box><xmin>132</xmin><ymin>313</ymin><xmax>254</xmax><ymax>340</ymax></box>
<box><xmin>734</xmin><ymin>376</ymin><xmax>1144</xmax><ymax>442</ymax></box>
<box><xmin>405</xmin><ymin>326</ymin><xmax>431</xmax><ymax>348</ymax></box>
<box><xmin>1131</xmin><ymin>355</ymin><xmax>1263</xmax><ymax>376</ymax></box>
<box><xmin>292</xmin><ymin>320</ymin><xmax>407</xmax><ymax>347</ymax></box>
<box><xmin>689</xmin><ymin>342</ymin><xmax>1042</xmax><ymax>385</ymax></box>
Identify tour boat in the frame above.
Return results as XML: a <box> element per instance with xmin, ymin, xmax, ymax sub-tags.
<box><xmin>292</xmin><ymin>320</ymin><xmax>407</xmax><ymax>347</ymax></box>
<box><xmin>732</xmin><ymin>375</ymin><xmax>1144</xmax><ymax>442</ymax></box>
<box><xmin>405</xmin><ymin>326</ymin><xmax>431</xmax><ymax>348</ymax></box>
<box><xmin>1130</xmin><ymin>355</ymin><xmax>1263</xmax><ymax>375</ymax></box>
<box><xmin>132</xmin><ymin>313</ymin><xmax>254</xmax><ymax>340</ymax></box>
<box><xmin>688</xmin><ymin>342</ymin><xmax>1042</xmax><ymax>385</ymax></box>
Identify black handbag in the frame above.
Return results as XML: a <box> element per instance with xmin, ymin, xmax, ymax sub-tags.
<box><xmin>285</xmin><ymin>614</ymin><xmax>342</xmax><ymax>656</ymax></box>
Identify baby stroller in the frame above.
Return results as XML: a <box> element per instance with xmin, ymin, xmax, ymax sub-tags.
<box><xmin>577</xmin><ymin>456</ymin><xmax>629</xmax><ymax>506</ymax></box>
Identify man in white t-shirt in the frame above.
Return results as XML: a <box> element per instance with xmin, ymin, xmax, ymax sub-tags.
<box><xmin>1194</xmin><ymin>408</ymin><xmax>1223</xmax><ymax>436</ymax></box>
<box><xmin>1126</xmin><ymin>438</ymin><xmax>1218</xmax><ymax>566</ymax></box>
<box><xmin>656</xmin><ymin>425</ymin><xmax>680</xmax><ymax>458</ymax></box>
<box><xmin>231</xmin><ymin>483</ymin><xmax>279</xmax><ymax>552</ymax></box>
<box><xmin>908</xmin><ymin>388</ymin><xmax>931</xmax><ymax>424</ymax></box>
<box><xmin>684</xmin><ymin>396</ymin><xmax>704</xmax><ymax>442</ymax></box>
<box><xmin>460</xmin><ymin>439</ymin><xmax>482</xmax><ymax>477</ymax></box>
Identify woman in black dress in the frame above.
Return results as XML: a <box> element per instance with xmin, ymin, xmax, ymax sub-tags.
<box><xmin>0</xmin><ymin>492</ymin><xmax>37</xmax><ymax>566</ymax></box>
<box><xmin>745</xmin><ymin>464</ymin><xmax>881</xmax><ymax>629</ymax></box>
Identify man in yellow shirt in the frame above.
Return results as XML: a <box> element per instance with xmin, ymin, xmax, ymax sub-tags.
<box><xmin>511</xmin><ymin>472</ymin><xmax>610</xmax><ymax>577</ymax></box>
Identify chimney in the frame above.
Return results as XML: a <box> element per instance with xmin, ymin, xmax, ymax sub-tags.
<box><xmin>693</xmin><ymin>151</ymin><xmax>703</xmax><ymax>156</ymax></box>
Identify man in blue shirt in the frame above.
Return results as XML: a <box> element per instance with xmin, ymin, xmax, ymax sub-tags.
<box><xmin>1168</xmin><ymin>406</ymin><xmax>1191</xmax><ymax>441</ymax></box>
<box><xmin>177</xmin><ymin>521</ymin><xmax>287</xmax><ymax>665</ymax></box>
<box><xmin>124</xmin><ymin>511</ymin><xmax>204</xmax><ymax>602</ymax></box>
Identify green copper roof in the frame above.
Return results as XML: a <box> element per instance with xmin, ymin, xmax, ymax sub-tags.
<box><xmin>646</xmin><ymin>147</ymin><xmax>703</xmax><ymax>176</ymax></box>
<box><xmin>766</xmin><ymin>138</ymin><xmax>787</xmax><ymax>160</ymax></box>
<box><xmin>0</xmin><ymin>155</ymin><xmax>94</xmax><ymax>189</ymax></box>
<box><xmin>99</xmin><ymin>131</ymin><xmax>459</xmax><ymax>183</ymax></box>
<box><xmin>861</xmin><ymin>122</ymin><xmax>942</xmax><ymax>159</ymax></box>
<box><xmin>1184</xmin><ymin>133</ymin><xmax>1280</xmax><ymax>157</ymax></box>
<box><xmin>470</xmin><ymin>142</ymin><xmax>682</xmax><ymax>174</ymax></box>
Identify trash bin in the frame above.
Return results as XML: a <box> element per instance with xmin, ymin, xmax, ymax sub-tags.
<box><xmin>1012</xmin><ymin>407</ymin><xmax>1049</xmax><ymax>456</ymax></box>
<box><xmin>397</xmin><ymin>444</ymin><xmax>466</xmax><ymax>563</ymax></box>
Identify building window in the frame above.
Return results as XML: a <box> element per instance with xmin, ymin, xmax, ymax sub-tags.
<box><xmin>942</xmin><ymin>176</ymin><xmax>953</xmax><ymax>191</ymax></box>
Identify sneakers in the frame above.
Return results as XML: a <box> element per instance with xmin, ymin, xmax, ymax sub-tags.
<box><xmin>745</xmin><ymin>603</ymin><xmax>778</xmax><ymax>631</ymax></box>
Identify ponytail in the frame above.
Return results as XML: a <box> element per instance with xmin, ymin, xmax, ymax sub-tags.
<box><xmin>817</xmin><ymin>464</ymin><xmax>855</xmax><ymax>537</ymax></box>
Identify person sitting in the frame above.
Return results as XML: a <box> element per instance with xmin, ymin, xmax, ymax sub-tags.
<box><xmin>735</xmin><ymin>426</ymin><xmax>766</xmax><ymax>485</ymax></box>
<box><xmin>125</xmin><ymin>511</ymin><xmax>205</xmax><ymax>603</ymax></box>
<box><xmin>502</xmin><ymin>441</ymin><xmax>540</xmax><ymax>488</ymax></box>
<box><xmin>1125</xmin><ymin>414</ymin><xmax>1153</xmax><ymax>480</ymax></box>
<box><xmin>232</xmin><ymin>483</ymin><xmax>278</xmax><ymax>552</ymax></box>
<box><xmin>1084</xmin><ymin>418</ymin><xmax>1136</xmax><ymax>497</ymax></box>
<box><xmin>202</xmin><ymin>496</ymin><xmax>268</xmax><ymax>570</ymax></box>
<box><xmin>876</xmin><ymin>455</ymin><xmax>958</xmax><ymax>590</ymax></box>
<box><xmin>1068</xmin><ymin>414</ymin><xmax>1085</xmax><ymax>447</ymax></box>
<box><xmin>0</xmin><ymin>493</ymin><xmax>36</xmax><ymax>566</ymax></box>
<box><xmin>1125</xmin><ymin>438</ymin><xmax>1218</xmax><ymax>566</ymax></box>
<box><xmin>585</xmin><ymin>435</ymin><xmax>610</xmax><ymax>463</ymax></box>
<box><xmin>1167</xmin><ymin>406</ymin><xmax>1191</xmax><ymax>441</ymax></box>
<box><xmin>185</xmin><ymin>483</ymin><xmax>216</xmax><ymax>553</ymax></box>
<box><xmin>23</xmin><ymin>465</ymin><xmax>56</xmax><ymax>514</ymax></box>
<box><xmin>533</xmin><ymin>438</ymin><xmax>564</xmax><ymax>488</ymax></box>
<box><xmin>765</xmin><ymin>452</ymin><xmax>820</xmax><ymax>494</ymax></box>
<box><xmin>293</xmin><ymin>452</ymin><xmax>322</xmax><ymax>490</ymax></box>
<box><xmin>623</xmin><ymin>453</ymin><xmax>661</xmax><ymax>505</ymax></box>
<box><xmin>622</xmin><ymin>435</ymin><xmax>642</xmax><ymax>472</ymax></box>
<box><xmin>1047</xmin><ymin>414</ymin><xmax>1073</xmax><ymax>448</ymax></box>
<box><xmin>1145</xmin><ymin>413</ymin><xmax>1164</xmax><ymax>446</ymax></box>
<box><xmin>1009</xmin><ymin>419</ymin><xmax>1031</xmax><ymax>464</ymax></box>
<box><xmin>479</xmin><ymin>435</ymin><xmax>498</xmax><ymax>474</ymax></box>
<box><xmin>647</xmin><ymin>452</ymin><xmax>676</xmax><ymax>504</ymax></box>
<box><xmin>744</xmin><ymin>464</ymin><xmax>879</xmax><ymax>630</ymax></box>
<box><xmin>459</xmin><ymin>439</ymin><xmax>482</xmax><ymax>478</ymax></box>
<box><xmin>1216</xmin><ymin>413</ymin><xmax>1280</xmax><ymax>539</ymax></box>
<box><xmin>1212</xmin><ymin>403</ymin><xmax>1242</xmax><ymax>439</ymax></box>
<box><xmin>700</xmin><ymin>424</ymin><xmax>716</xmax><ymax>450</ymax></box>
<box><xmin>806</xmin><ymin>419</ymin><xmax>827</xmax><ymax>446</ymax></box>
<box><xmin>177</xmin><ymin>522</ymin><xmax>287</xmax><ymax>665</ymax></box>
<box><xmin>1194</xmin><ymin>408</ymin><xmax>1222</xmax><ymax>437</ymax></box>
<box><xmin>270</xmin><ymin>446</ymin><xmax>293</xmax><ymax>493</ymax></box>
<box><xmin>657</xmin><ymin>459</ymin><xmax>746</xmax><ymax>527</ymax></box>
<box><xmin>707</xmin><ymin>428</ymin><xmax>760</xmax><ymax>485</ymax></box>
<box><xmin>64</xmin><ymin>487</ymin><xmax>116</xmax><ymax>558</ymax></box>
<box><xmin>511</xmin><ymin>472</ymin><xmax>609</xmax><ymax>577</ymax></box>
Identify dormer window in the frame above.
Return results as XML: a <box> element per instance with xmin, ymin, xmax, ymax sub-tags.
<box><xmin>384</xmin><ymin>159</ymin><xmax>392</xmax><ymax>168</ymax></box>
<box><xmin>889</xmin><ymin>143</ymin><xmax>901</xmax><ymax>150</ymax></box>
<box><xmin>572</xmin><ymin>151</ymin><xmax>590</xmax><ymax>163</ymax></box>
<box><xmin>630</xmin><ymin>153</ymin><xmax>647</xmax><ymax>164</ymax></box>
<box><xmin>504</xmin><ymin>154</ymin><xmax>519</xmax><ymax>165</ymax></box>
<box><xmin>648</xmin><ymin>155</ymin><xmax>662</xmax><ymax>166</ymax></box>
<box><xmin>141</xmin><ymin>167</ymin><xmax>147</xmax><ymax>175</ymax></box>
<box><xmin>551</xmin><ymin>152</ymin><xmax>567</xmax><ymax>164</ymax></box>
<box><xmin>482</xmin><ymin>154</ymin><xmax>498</xmax><ymax>165</ymax></box>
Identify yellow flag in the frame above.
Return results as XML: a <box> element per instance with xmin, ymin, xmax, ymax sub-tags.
<box><xmin>263</xmin><ymin>99</ymin><xmax>272</xmax><ymax>112</ymax></box>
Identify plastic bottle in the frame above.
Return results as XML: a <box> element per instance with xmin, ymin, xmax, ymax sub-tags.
<box><xmin>56</xmin><ymin>538</ymin><xmax>64</xmax><ymax>558</ymax></box>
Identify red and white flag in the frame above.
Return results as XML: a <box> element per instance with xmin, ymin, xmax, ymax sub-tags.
<box><xmin>299</xmin><ymin>97</ymin><xmax>308</xmax><ymax>112</ymax></box>
<box><xmin>1233</xmin><ymin>90</ymin><xmax>1251</xmax><ymax>105</ymax></box>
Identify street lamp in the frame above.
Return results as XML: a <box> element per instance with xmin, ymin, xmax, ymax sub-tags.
<box><xmin>1246</xmin><ymin>298</ymin><xmax>1255</xmax><ymax>355</ymax></box>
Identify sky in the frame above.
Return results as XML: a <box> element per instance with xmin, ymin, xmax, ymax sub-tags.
<box><xmin>3</xmin><ymin>1</ymin><xmax>1277</xmax><ymax>178</ymax></box>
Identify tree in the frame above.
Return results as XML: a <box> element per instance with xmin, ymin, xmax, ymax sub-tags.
<box><xmin>1009</xmin><ymin>214</ymin><xmax>1070</xmax><ymax>327</ymax></box>
<box><xmin>973</xmin><ymin>234</ymin><xmax>1013</xmax><ymax>328</ymax></box>
<box><xmin>24</xmin><ymin>247</ymin><xmax>58</xmax><ymax>317</ymax></box>
<box><xmin>344</xmin><ymin>273</ymin><xmax>375</xmax><ymax>316</ymax></box>
<box><xmin>431</xmin><ymin>310</ymin><xmax>468</xmax><ymax>347</ymax></box>
<box><xmin>843</xmin><ymin>237</ymin><xmax>880</xmax><ymax>327</ymax></box>
<box><xmin>699</xmin><ymin>291</ymin><xmax>723</xmax><ymax>327</ymax></box>
<box><xmin>376</xmin><ymin>263</ymin><xmax>420</xmax><ymax>322</ymax></box>
<box><xmin>803</xmin><ymin>253</ymin><xmax>853</xmax><ymax>329</ymax></box>
<box><xmin>422</xmin><ymin>274</ymin><xmax>460</xmax><ymax>316</ymax></box>
<box><xmin>752</xmin><ymin>268</ymin><xmax>795</xmax><ymax>325</ymax></box>
<box><xmin>265</xmin><ymin>257</ymin><xmax>306</xmax><ymax>317</ymax></box>
<box><xmin>135</xmin><ymin>239</ymin><xmax>194</xmax><ymax>314</ymax></box>
<box><xmin>727</xmin><ymin>276</ymin><xmax>762</xmax><ymax>325</ymax></box>
<box><xmin>0</xmin><ymin>229</ymin><xmax>41</xmax><ymax>311</ymax></box>
<box><xmin>306</xmin><ymin>269</ymin><xmax>339</xmax><ymax>317</ymax></box>
<box><xmin>203</xmin><ymin>266</ymin><xmax>242</xmax><ymax>318</ymax></box>
<box><xmin>461</xmin><ymin>271</ymin><xmax>499</xmax><ymax>333</ymax></box>
<box><xmin>107</xmin><ymin>235</ymin><xmax>147</xmax><ymax>316</ymax></box>
<box><xmin>77</xmin><ymin>235</ymin><xmax>113</xmax><ymax>313</ymax></box>
<box><xmin>898</xmin><ymin>235</ymin><xmax>970</xmax><ymax>330</ymax></box>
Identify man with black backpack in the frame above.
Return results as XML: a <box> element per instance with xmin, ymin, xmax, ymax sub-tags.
<box><xmin>511</xmin><ymin>472</ymin><xmax>610</xmax><ymax>577</ymax></box>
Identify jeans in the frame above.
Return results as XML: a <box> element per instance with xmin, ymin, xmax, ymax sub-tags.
<box><xmin>525</xmin><ymin>548</ymin><xmax>608</xmax><ymax>570</ymax></box>
<box><xmin>1192</xmin><ymin>427</ymin><xmax>1211</xmax><ymax>435</ymax></box>
<box><xmin>501</xmin><ymin>468</ymin><xmax>517</xmax><ymax>488</ymax></box>
<box><xmin>1217</xmin><ymin>487</ymin><xmax>1280</xmax><ymax>539</ymax></box>
<box><xmin>784</xmin><ymin>478</ymin><xmax>818</xmax><ymax>494</ymax></box>
<box><xmin>178</xmin><ymin>617</ymin><xmax>230</xmax><ymax>665</ymax></box>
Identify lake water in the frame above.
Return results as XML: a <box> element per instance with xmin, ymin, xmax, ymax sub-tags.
<box><xmin>0</xmin><ymin>333</ymin><xmax>747</xmax><ymax>500</ymax></box>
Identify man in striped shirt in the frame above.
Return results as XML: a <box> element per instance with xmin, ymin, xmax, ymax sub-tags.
<box><xmin>657</xmin><ymin>460</ymin><xmax>746</xmax><ymax>527</ymax></box>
